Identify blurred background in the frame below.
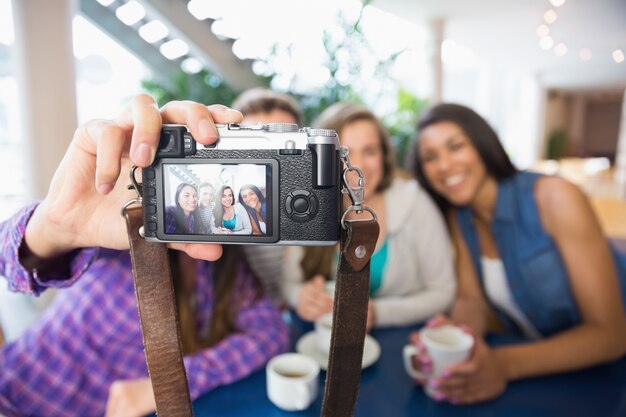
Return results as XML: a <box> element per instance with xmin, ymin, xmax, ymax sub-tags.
<box><xmin>0</xmin><ymin>0</ymin><xmax>625</xmax><ymax>227</ymax></box>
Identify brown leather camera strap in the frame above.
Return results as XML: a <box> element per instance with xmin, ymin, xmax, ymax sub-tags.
<box><xmin>321</xmin><ymin>219</ymin><xmax>379</xmax><ymax>417</ymax></box>
<box><xmin>124</xmin><ymin>206</ymin><xmax>193</xmax><ymax>417</ymax></box>
<box><xmin>123</xmin><ymin>206</ymin><xmax>378</xmax><ymax>417</ymax></box>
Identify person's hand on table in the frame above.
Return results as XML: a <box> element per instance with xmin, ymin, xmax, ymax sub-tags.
<box><xmin>407</xmin><ymin>315</ymin><xmax>457</xmax><ymax>385</ymax></box>
<box><xmin>105</xmin><ymin>377</ymin><xmax>155</xmax><ymax>417</ymax></box>
<box><xmin>407</xmin><ymin>315</ymin><xmax>507</xmax><ymax>404</ymax></box>
<box><xmin>296</xmin><ymin>274</ymin><xmax>333</xmax><ymax>321</ymax></box>
<box><xmin>23</xmin><ymin>95</ymin><xmax>243</xmax><ymax>264</ymax></box>
<box><xmin>428</xmin><ymin>333</ymin><xmax>507</xmax><ymax>404</ymax></box>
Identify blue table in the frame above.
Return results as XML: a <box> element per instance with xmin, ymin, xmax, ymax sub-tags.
<box><xmin>192</xmin><ymin>313</ymin><xmax>626</xmax><ymax>416</ymax></box>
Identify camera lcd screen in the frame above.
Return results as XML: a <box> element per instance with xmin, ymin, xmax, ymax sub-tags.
<box><xmin>162</xmin><ymin>162</ymin><xmax>273</xmax><ymax>239</ymax></box>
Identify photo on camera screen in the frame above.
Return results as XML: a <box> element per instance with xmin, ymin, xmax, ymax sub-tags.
<box><xmin>162</xmin><ymin>163</ymin><xmax>271</xmax><ymax>237</ymax></box>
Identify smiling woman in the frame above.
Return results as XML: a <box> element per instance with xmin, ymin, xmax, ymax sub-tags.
<box><xmin>406</xmin><ymin>102</ymin><xmax>626</xmax><ymax>405</ymax></box>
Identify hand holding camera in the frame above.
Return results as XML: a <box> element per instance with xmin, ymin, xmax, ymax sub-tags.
<box><xmin>23</xmin><ymin>95</ymin><xmax>243</xmax><ymax>263</ymax></box>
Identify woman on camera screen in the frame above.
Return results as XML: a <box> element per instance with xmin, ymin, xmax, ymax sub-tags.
<box><xmin>197</xmin><ymin>182</ymin><xmax>216</xmax><ymax>234</ymax></box>
<box><xmin>239</xmin><ymin>184</ymin><xmax>267</xmax><ymax>235</ymax></box>
<box><xmin>165</xmin><ymin>182</ymin><xmax>201</xmax><ymax>234</ymax></box>
<box><xmin>211</xmin><ymin>185</ymin><xmax>252</xmax><ymax>235</ymax></box>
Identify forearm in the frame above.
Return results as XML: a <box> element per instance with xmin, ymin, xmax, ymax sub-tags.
<box><xmin>495</xmin><ymin>322</ymin><xmax>626</xmax><ymax>381</ymax></box>
<box><xmin>184</xmin><ymin>300</ymin><xmax>289</xmax><ymax>398</ymax></box>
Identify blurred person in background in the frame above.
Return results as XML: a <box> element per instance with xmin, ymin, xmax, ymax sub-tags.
<box><xmin>282</xmin><ymin>102</ymin><xmax>456</xmax><ymax>330</ymax></box>
<box><xmin>406</xmin><ymin>102</ymin><xmax>626</xmax><ymax>404</ymax></box>
<box><xmin>231</xmin><ymin>88</ymin><xmax>303</xmax><ymax>308</ymax></box>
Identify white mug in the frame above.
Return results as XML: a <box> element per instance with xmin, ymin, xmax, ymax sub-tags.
<box><xmin>314</xmin><ymin>312</ymin><xmax>334</xmax><ymax>355</ymax></box>
<box><xmin>266</xmin><ymin>353</ymin><xmax>320</xmax><ymax>411</ymax></box>
<box><xmin>403</xmin><ymin>325</ymin><xmax>474</xmax><ymax>398</ymax></box>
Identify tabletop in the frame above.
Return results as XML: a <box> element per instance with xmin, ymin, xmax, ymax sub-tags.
<box><xmin>191</xmin><ymin>312</ymin><xmax>626</xmax><ymax>417</ymax></box>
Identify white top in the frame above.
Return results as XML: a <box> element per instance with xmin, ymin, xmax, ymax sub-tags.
<box><xmin>481</xmin><ymin>257</ymin><xmax>542</xmax><ymax>339</ymax></box>
<box><xmin>208</xmin><ymin>202</ymin><xmax>252</xmax><ymax>235</ymax></box>
<box><xmin>282</xmin><ymin>177</ymin><xmax>456</xmax><ymax>327</ymax></box>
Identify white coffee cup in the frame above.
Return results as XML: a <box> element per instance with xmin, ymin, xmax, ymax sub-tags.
<box><xmin>266</xmin><ymin>353</ymin><xmax>320</xmax><ymax>411</ymax></box>
<box><xmin>403</xmin><ymin>325</ymin><xmax>474</xmax><ymax>398</ymax></box>
<box><xmin>314</xmin><ymin>312</ymin><xmax>334</xmax><ymax>355</ymax></box>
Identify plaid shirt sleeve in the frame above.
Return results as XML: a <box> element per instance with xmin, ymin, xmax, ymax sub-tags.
<box><xmin>183</xmin><ymin>268</ymin><xmax>289</xmax><ymax>399</ymax></box>
<box><xmin>0</xmin><ymin>202</ymin><xmax>98</xmax><ymax>296</ymax></box>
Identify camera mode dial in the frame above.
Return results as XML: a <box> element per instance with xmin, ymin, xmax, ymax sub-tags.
<box><xmin>305</xmin><ymin>128</ymin><xmax>336</xmax><ymax>138</ymax></box>
<box><xmin>263</xmin><ymin>123</ymin><xmax>299</xmax><ymax>133</ymax></box>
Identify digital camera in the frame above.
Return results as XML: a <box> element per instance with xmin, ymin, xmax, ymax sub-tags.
<box><xmin>141</xmin><ymin>123</ymin><xmax>342</xmax><ymax>245</ymax></box>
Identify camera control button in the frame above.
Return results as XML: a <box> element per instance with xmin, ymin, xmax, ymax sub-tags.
<box><xmin>145</xmin><ymin>187</ymin><xmax>156</xmax><ymax>197</ymax></box>
<box><xmin>285</xmin><ymin>190</ymin><xmax>318</xmax><ymax>222</ymax></box>
<box><xmin>144</xmin><ymin>169</ymin><xmax>155</xmax><ymax>180</ymax></box>
<box><xmin>147</xmin><ymin>205</ymin><xmax>156</xmax><ymax>215</ymax></box>
<box><xmin>147</xmin><ymin>222</ymin><xmax>157</xmax><ymax>232</ymax></box>
<box><xmin>293</xmin><ymin>196</ymin><xmax>309</xmax><ymax>213</ymax></box>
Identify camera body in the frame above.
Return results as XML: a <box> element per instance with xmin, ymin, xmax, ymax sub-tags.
<box><xmin>142</xmin><ymin>123</ymin><xmax>342</xmax><ymax>245</ymax></box>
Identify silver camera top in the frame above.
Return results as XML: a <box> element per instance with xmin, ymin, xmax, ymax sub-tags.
<box><xmin>190</xmin><ymin>123</ymin><xmax>340</xmax><ymax>151</ymax></box>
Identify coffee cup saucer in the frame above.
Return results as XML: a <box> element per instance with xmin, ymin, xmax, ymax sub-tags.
<box><xmin>295</xmin><ymin>331</ymin><xmax>381</xmax><ymax>370</ymax></box>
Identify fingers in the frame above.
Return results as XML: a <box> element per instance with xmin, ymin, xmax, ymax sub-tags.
<box><xmin>91</xmin><ymin>121</ymin><xmax>127</xmax><ymax>194</ymax></box>
<box><xmin>106</xmin><ymin>95</ymin><xmax>244</xmax><ymax>170</ymax></box>
<box><xmin>170</xmin><ymin>242</ymin><xmax>223</xmax><ymax>262</ymax></box>
<box><xmin>207</xmin><ymin>104</ymin><xmax>243</xmax><ymax>124</ymax></box>
<box><xmin>114</xmin><ymin>94</ymin><xmax>162</xmax><ymax>167</ymax></box>
<box><xmin>298</xmin><ymin>283</ymin><xmax>333</xmax><ymax>321</ymax></box>
<box><xmin>426</xmin><ymin>314</ymin><xmax>453</xmax><ymax>328</ymax></box>
<box><xmin>411</xmin><ymin>349</ymin><xmax>432</xmax><ymax>375</ymax></box>
<box><xmin>160</xmin><ymin>101</ymin><xmax>243</xmax><ymax>146</ymax></box>
<box><xmin>408</xmin><ymin>331</ymin><xmax>422</xmax><ymax>346</ymax></box>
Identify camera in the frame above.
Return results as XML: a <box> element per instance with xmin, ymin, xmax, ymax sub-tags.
<box><xmin>141</xmin><ymin>123</ymin><xmax>342</xmax><ymax>245</ymax></box>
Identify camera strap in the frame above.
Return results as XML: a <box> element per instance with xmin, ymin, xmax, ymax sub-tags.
<box><xmin>122</xmin><ymin>147</ymin><xmax>379</xmax><ymax>417</ymax></box>
<box><xmin>123</xmin><ymin>205</ymin><xmax>193</xmax><ymax>417</ymax></box>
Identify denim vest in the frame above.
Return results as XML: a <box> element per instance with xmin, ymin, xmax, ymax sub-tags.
<box><xmin>456</xmin><ymin>171</ymin><xmax>626</xmax><ymax>337</ymax></box>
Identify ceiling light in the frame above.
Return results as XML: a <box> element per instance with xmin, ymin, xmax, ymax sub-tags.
<box><xmin>96</xmin><ymin>0</ymin><xmax>116</xmax><ymax>6</ymax></box>
<box><xmin>554</xmin><ymin>43</ymin><xmax>567</xmax><ymax>56</ymax></box>
<box><xmin>579</xmin><ymin>48</ymin><xmax>592</xmax><ymax>61</ymax></box>
<box><xmin>536</xmin><ymin>24</ymin><xmax>550</xmax><ymax>37</ymax></box>
<box><xmin>539</xmin><ymin>36</ymin><xmax>554</xmax><ymax>50</ymax></box>
<box><xmin>181</xmin><ymin>57</ymin><xmax>203</xmax><ymax>74</ymax></box>
<box><xmin>115</xmin><ymin>1</ymin><xmax>146</xmax><ymax>26</ymax></box>
<box><xmin>211</xmin><ymin>19</ymin><xmax>240</xmax><ymax>40</ymax></box>
<box><xmin>187</xmin><ymin>0</ymin><xmax>222</xmax><ymax>20</ymax></box>
<box><xmin>159</xmin><ymin>39</ymin><xmax>189</xmax><ymax>60</ymax></box>
<box><xmin>544</xmin><ymin>9</ymin><xmax>558</xmax><ymax>24</ymax></box>
<box><xmin>138</xmin><ymin>20</ymin><xmax>169</xmax><ymax>43</ymax></box>
<box><xmin>549</xmin><ymin>0</ymin><xmax>566</xmax><ymax>7</ymax></box>
<box><xmin>613</xmin><ymin>49</ymin><xmax>625</xmax><ymax>63</ymax></box>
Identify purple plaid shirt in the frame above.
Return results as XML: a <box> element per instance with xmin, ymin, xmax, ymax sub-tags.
<box><xmin>0</xmin><ymin>203</ymin><xmax>289</xmax><ymax>417</ymax></box>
